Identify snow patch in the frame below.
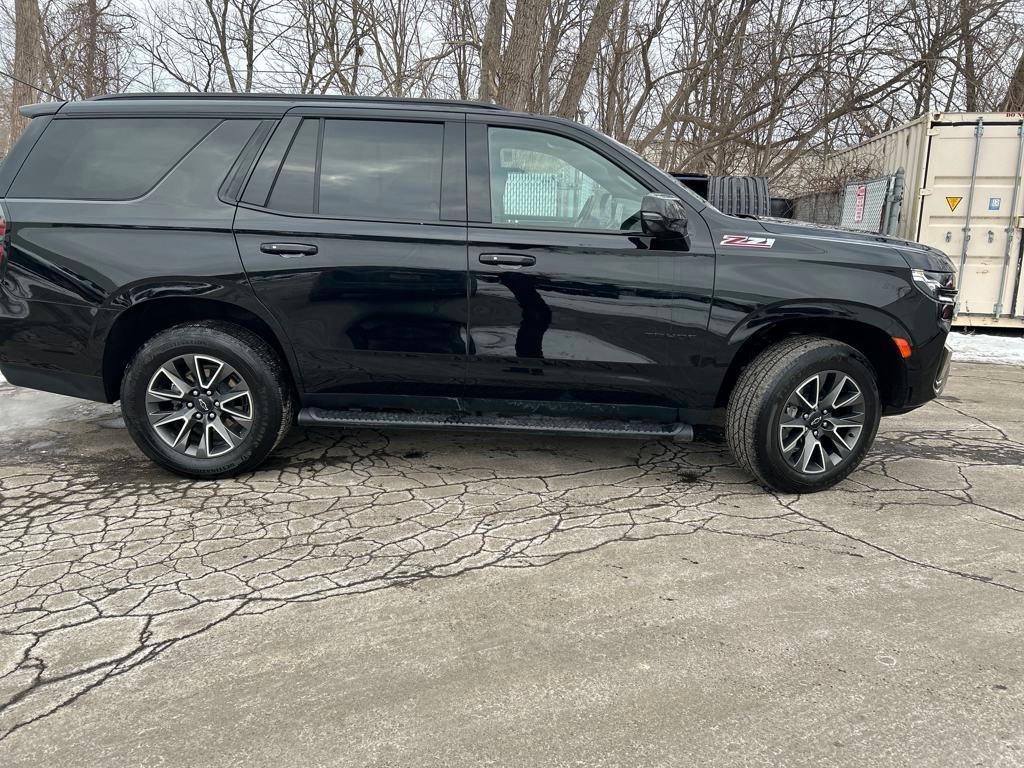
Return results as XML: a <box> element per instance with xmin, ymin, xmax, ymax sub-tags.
<box><xmin>948</xmin><ymin>330</ymin><xmax>1024</xmax><ymax>366</ymax></box>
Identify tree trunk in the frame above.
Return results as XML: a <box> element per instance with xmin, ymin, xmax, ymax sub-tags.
<box><xmin>555</xmin><ymin>0</ymin><xmax>616</xmax><ymax>118</ymax></box>
<box><xmin>960</xmin><ymin>0</ymin><xmax>978</xmax><ymax>111</ymax></box>
<box><xmin>83</xmin><ymin>0</ymin><xmax>99</xmax><ymax>97</ymax></box>
<box><xmin>477</xmin><ymin>0</ymin><xmax>506</xmax><ymax>102</ymax></box>
<box><xmin>1003</xmin><ymin>50</ymin><xmax>1024</xmax><ymax>111</ymax></box>
<box><xmin>495</xmin><ymin>0</ymin><xmax>545</xmax><ymax>110</ymax></box>
<box><xmin>8</xmin><ymin>0</ymin><xmax>44</xmax><ymax>148</ymax></box>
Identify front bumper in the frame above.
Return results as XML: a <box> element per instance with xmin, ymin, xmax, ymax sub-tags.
<box><xmin>883</xmin><ymin>337</ymin><xmax>952</xmax><ymax>415</ymax></box>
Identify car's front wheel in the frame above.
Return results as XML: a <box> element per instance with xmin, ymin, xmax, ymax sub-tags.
<box><xmin>726</xmin><ymin>336</ymin><xmax>881</xmax><ymax>493</ymax></box>
<box><xmin>120</xmin><ymin>321</ymin><xmax>294</xmax><ymax>478</ymax></box>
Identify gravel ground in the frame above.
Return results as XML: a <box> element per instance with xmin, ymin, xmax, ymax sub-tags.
<box><xmin>0</xmin><ymin>362</ymin><xmax>1022</xmax><ymax>767</ymax></box>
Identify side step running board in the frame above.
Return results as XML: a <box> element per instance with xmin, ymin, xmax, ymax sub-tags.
<box><xmin>297</xmin><ymin>408</ymin><xmax>694</xmax><ymax>441</ymax></box>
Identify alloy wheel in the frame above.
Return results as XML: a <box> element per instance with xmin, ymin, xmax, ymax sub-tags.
<box><xmin>777</xmin><ymin>370</ymin><xmax>865</xmax><ymax>475</ymax></box>
<box><xmin>145</xmin><ymin>354</ymin><xmax>254</xmax><ymax>458</ymax></box>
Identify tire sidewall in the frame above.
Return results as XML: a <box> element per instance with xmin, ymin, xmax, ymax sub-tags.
<box><xmin>121</xmin><ymin>328</ymin><xmax>284</xmax><ymax>477</ymax></box>
<box><xmin>755</xmin><ymin>347</ymin><xmax>880</xmax><ymax>493</ymax></box>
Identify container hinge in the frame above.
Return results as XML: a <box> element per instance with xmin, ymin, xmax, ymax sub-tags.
<box><xmin>920</xmin><ymin>188</ymin><xmax>932</xmax><ymax>196</ymax></box>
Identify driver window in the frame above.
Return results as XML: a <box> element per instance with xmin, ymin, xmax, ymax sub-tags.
<box><xmin>487</xmin><ymin>127</ymin><xmax>647</xmax><ymax>231</ymax></box>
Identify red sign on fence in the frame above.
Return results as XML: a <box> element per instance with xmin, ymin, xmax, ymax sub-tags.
<box><xmin>854</xmin><ymin>184</ymin><xmax>867</xmax><ymax>223</ymax></box>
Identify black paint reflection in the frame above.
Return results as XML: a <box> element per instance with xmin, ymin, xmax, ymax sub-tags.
<box><xmin>499</xmin><ymin>272</ymin><xmax>552</xmax><ymax>359</ymax></box>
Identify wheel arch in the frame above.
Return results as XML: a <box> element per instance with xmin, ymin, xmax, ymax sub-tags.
<box><xmin>715</xmin><ymin>309</ymin><xmax>910</xmax><ymax>410</ymax></box>
<box><xmin>99</xmin><ymin>296</ymin><xmax>300</xmax><ymax>403</ymax></box>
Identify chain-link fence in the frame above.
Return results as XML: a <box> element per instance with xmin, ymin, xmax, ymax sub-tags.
<box><xmin>503</xmin><ymin>168</ymin><xmax>597</xmax><ymax>218</ymax></box>
<box><xmin>790</xmin><ymin>168</ymin><xmax>905</xmax><ymax>235</ymax></box>
<box><xmin>840</xmin><ymin>175</ymin><xmax>896</xmax><ymax>232</ymax></box>
<box><xmin>791</xmin><ymin>190</ymin><xmax>843</xmax><ymax>227</ymax></box>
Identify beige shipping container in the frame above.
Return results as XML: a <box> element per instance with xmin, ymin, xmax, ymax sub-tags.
<box><xmin>831</xmin><ymin>112</ymin><xmax>1024</xmax><ymax>328</ymax></box>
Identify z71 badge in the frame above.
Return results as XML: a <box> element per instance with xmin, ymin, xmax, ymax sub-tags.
<box><xmin>720</xmin><ymin>235</ymin><xmax>775</xmax><ymax>248</ymax></box>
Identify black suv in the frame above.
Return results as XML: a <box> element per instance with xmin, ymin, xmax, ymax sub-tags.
<box><xmin>0</xmin><ymin>94</ymin><xmax>955</xmax><ymax>492</ymax></box>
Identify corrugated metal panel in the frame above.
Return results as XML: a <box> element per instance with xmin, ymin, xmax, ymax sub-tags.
<box><xmin>707</xmin><ymin>175</ymin><xmax>770</xmax><ymax>216</ymax></box>
<box><xmin>919</xmin><ymin>117</ymin><xmax>1024</xmax><ymax>322</ymax></box>
<box><xmin>830</xmin><ymin>112</ymin><xmax>1024</xmax><ymax>327</ymax></box>
<box><xmin>831</xmin><ymin>114</ymin><xmax>929</xmax><ymax>241</ymax></box>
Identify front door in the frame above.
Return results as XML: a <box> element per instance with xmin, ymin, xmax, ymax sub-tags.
<box><xmin>234</xmin><ymin>109</ymin><xmax>468</xmax><ymax>401</ymax></box>
<box><xmin>464</xmin><ymin>118</ymin><xmax>715</xmax><ymax>410</ymax></box>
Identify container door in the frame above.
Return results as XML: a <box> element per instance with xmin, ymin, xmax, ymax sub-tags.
<box><xmin>917</xmin><ymin>119</ymin><xmax>1024</xmax><ymax>325</ymax></box>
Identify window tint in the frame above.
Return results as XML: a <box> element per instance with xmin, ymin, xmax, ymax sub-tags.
<box><xmin>487</xmin><ymin>127</ymin><xmax>647</xmax><ymax>231</ymax></box>
<box><xmin>319</xmin><ymin>120</ymin><xmax>443</xmax><ymax>221</ymax></box>
<box><xmin>11</xmin><ymin>118</ymin><xmax>217</xmax><ymax>200</ymax></box>
<box><xmin>267</xmin><ymin>119</ymin><xmax>318</xmax><ymax>213</ymax></box>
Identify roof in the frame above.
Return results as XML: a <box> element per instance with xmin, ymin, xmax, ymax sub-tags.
<box><xmin>89</xmin><ymin>92</ymin><xmax>502</xmax><ymax>110</ymax></box>
<box><xmin>21</xmin><ymin>93</ymin><xmax>506</xmax><ymax>119</ymax></box>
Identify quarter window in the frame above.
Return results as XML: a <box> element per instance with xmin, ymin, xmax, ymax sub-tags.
<box><xmin>487</xmin><ymin>127</ymin><xmax>647</xmax><ymax>231</ymax></box>
<box><xmin>11</xmin><ymin>118</ymin><xmax>217</xmax><ymax>200</ymax></box>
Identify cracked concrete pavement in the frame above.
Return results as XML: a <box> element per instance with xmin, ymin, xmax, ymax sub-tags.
<box><xmin>0</xmin><ymin>362</ymin><xmax>1022</xmax><ymax>767</ymax></box>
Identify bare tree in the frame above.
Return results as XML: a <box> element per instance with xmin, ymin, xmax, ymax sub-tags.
<box><xmin>7</xmin><ymin>0</ymin><xmax>43</xmax><ymax>147</ymax></box>
<box><xmin>1003</xmin><ymin>50</ymin><xmax>1024</xmax><ymax>110</ymax></box>
<box><xmin>6</xmin><ymin>0</ymin><xmax>1024</xmax><ymax>184</ymax></box>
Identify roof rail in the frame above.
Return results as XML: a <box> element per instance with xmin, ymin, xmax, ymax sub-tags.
<box><xmin>88</xmin><ymin>92</ymin><xmax>505</xmax><ymax>111</ymax></box>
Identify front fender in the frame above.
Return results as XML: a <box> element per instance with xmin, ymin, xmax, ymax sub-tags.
<box><xmin>722</xmin><ymin>299</ymin><xmax>913</xmax><ymax>353</ymax></box>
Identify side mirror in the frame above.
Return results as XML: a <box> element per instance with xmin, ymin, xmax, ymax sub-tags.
<box><xmin>640</xmin><ymin>193</ymin><xmax>689</xmax><ymax>241</ymax></box>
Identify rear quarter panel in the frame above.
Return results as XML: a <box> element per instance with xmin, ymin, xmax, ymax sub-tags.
<box><xmin>0</xmin><ymin>119</ymin><xmax>269</xmax><ymax>387</ymax></box>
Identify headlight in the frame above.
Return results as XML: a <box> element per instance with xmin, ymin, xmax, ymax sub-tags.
<box><xmin>911</xmin><ymin>269</ymin><xmax>956</xmax><ymax>304</ymax></box>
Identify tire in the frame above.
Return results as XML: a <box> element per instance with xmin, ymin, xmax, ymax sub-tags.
<box><xmin>726</xmin><ymin>336</ymin><xmax>881</xmax><ymax>493</ymax></box>
<box><xmin>120</xmin><ymin>321</ymin><xmax>294</xmax><ymax>479</ymax></box>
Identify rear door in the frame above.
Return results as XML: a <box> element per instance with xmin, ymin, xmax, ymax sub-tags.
<box><xmin>234</xmin><ymin>108</ymin><xmax>468</xmax><ymax>401</ymax></box>
<box><xmin>463</xmin><ymin>116</ymin><xmax>715</xmax><ymax>409</ymax></box>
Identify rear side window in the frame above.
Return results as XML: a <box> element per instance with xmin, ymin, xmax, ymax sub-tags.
<box><xmin>263</xmin><ymin>118</ymin><xmax>444</xmax><ymax>221</ymax></box>
<box><xmin>319</xmin><ymin>120</ymin><xmax>443</xmax><ymax>221</ymax></box>
<box><xmin>10</xmin><ymin>118</ymin><xmax>217</xmax><ymax>200</ymax></box>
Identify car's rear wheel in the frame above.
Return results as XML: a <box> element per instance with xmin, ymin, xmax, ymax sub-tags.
<box><xmin>726</xmin><ymin>336</ymin><xmax>881</xmax><ymax>493</ymax></box>
<box><xmin>120</xmin><ymin>321</ymin><xmax>294</xmax><ymax>478</ymax></box>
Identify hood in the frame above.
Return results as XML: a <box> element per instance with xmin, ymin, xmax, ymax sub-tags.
<box><xmin>754</xmin><ymin>216</ymin><xmax>956</xmax><ymax>272</ymax></box>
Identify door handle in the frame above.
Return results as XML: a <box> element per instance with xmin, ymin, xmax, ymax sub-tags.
<box><xmin>260</xmin><ymin>242</ymin><xmax>318</xmax><ymax>256</ymax></box>
<box><xmin>479</xmin><ymin>253</ymin><xmax>536</xmax><ymax>267</ymax></box>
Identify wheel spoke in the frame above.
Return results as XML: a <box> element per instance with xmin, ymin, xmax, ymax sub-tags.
<box><xmin>219</xmin><ymin>390</ymin><xmax>253</xmax><ymax>421</ymax></box>
<box><xmin>820</xmin><ymin>374</ymin><xmax>849</xmax><ymax>410</ymax></box>
<box><xmin>149</xmin><ymin>411</ymin><xmax>188</xmax><ymax>429</ymax></box>
<box><xmin>209</xmin><ymin>417</ymin><xmax>236</xmax><ymax>453</ymax></box>
<box><xmin>798</xmin><ymin>434</ymin><xmax>823</xmax><ymax>473</ymax></box>
<box><xmin>780</xmin><ymin>426</ymin><xmax>806</xmax><ymax>453</ymax></box>
<box><xmin>795</xmin><ymin>374</ymin><xmax>821</xmax><ymax>410</ymax></box>
<box><xmin>195</xmin><ymin>425</ymin><xmax>210</xmax><ymax>459</ymax></box>
<box><xmin>829</xmin><ymin>429</ymin><xmax>857</xmax><ymax>456</ymax></box>
<box><xmin>146</xmin><ymin>411</ymin><xmax>193</xmax><ymax>450</ymax></box>
<box><xmin>187</xmin><ymin>355</ymin><xmax>224</xmax><ymax>391</ymax></box>
<box><xmin>829</xmin><ymin>414</ymin><xmax>865</xmax><ymax>429</ymax></box>
<box><xmin>148</xmin><ymin>363</ymin><xmax>189</xmax><ymax>400</ymax></box>
<box><xmin>211</xmin><ymin>362</ymin><xmax>239</xmax><ymax>391</ymax></box>
<box><xmin>170</xmin><ymin>420</ymin><xmax>193</xmax><ymax>450</ymax></box>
